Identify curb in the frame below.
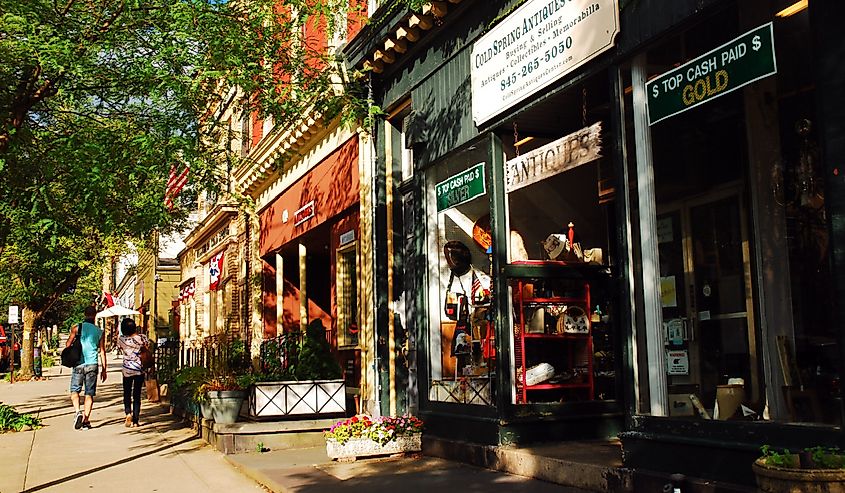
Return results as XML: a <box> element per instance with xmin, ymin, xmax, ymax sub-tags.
<box><xmin>224</xmin><ymin>455</ymin><xmax>292</xmax><ymax>493</ymax></box>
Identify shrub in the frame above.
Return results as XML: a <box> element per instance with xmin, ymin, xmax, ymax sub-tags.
<box><xmin>0</xmin><ymin>404</ymin><xmax>41</xmax><ymax>432</ymax></box>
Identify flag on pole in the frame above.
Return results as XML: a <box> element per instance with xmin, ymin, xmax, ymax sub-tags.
<box><xmin>103</xmin><ymin>291</ymin><xmax>115</xmax><ymax>307</ymax></box>
<box><xmin>209</xmin><ymin>252</ymin><xmax>225</xmax><ymax>291</ymax></box>
<box><xmin>164</xmin><ymin>163</ymin><xmax>190</xmax><ymax>211</ymax></box>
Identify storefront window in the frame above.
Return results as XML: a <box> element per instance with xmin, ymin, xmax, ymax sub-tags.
<box><xmin>337</xmin><ymin>245</ymin><xmax>359</xmax><ymax>347</ymax></box>
<box><xmin>425</xmin><ymin>141</ymin><xmax>495</xmax><ymax>406</ymax></box>
<box><xmin>629</xmin><ymin>2</ymin><xmax>838</xmax><ymax>424</ymax></box>
<box><xmin>501</xmin><ymin>73</ymin><xmax>619</xmax><ymax>406</ymax></box>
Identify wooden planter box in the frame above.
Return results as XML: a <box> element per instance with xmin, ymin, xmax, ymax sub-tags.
<box><xmin>249</xmin><ymin>380</ymin><xmax>345</xmax><ymax>418</ymax></box>
<box><xmin>326</xmin><ymin>435</ymin><xmax>422</xmax><ymax>460</ymax></box>
<box><xmin>753</xmin><ymin>458</ymin><xmax>845</xmax><ymax>493</ymax></box>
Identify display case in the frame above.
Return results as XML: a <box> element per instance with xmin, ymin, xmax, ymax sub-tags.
<box><xmin>511</xmin><ymin>277</ymin><xmax>596</xmax><ymax>404</ymax></box>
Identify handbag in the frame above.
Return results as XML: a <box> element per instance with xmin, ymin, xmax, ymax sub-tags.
<box><xmin>444</xmin><ymin>273</ymin><xmax>467</xmax><ymax>321</ymax></box>
<box><xmin>61</xmin><ymin>323</ymin><xmax>83</xmax><ymax>368</ymax></box>
<box><xmin>139</xmin><ymin>342</ymin><xmax>154</xmax><ymax>370</ymax></box>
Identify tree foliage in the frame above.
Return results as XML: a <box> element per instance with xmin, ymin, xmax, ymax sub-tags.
<box><xmin>0</xmin><ymin>0</ymin><xmax>365</xmax><ymax>378</ymax></box>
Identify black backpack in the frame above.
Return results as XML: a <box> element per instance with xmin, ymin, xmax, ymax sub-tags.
<box><xmin>61</xmin><ymin>323</ymin><xmax>83</xmax><ymax>368</ymax></box>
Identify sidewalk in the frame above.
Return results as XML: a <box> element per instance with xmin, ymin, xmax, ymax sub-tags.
<box><xmin>0</xmin><ymin>354</ymin><xmax>263</xmax><ymax>493</ymax></box>
<box><xmin>225</xmin><ymin>444</ymin><xmax>593</xmax><ymax>492</ymax></box>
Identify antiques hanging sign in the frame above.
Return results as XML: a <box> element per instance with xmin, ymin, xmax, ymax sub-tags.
<box><xmin>505</xmin><ymin>122</ymin><xmax>601</xmax><ymax>193</ymax></box>
<box><xmin>647</xmin><ymin>22</ymin><xmax>777</xmax><ymax>125</ymax></box>
<box><xmin>470</xmin><ymin>0</ymin><xmax>620</xmax><ymax>125</ymax></box>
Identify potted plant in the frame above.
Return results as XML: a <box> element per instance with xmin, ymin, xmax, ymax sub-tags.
<box><xmin>170</xmin><ymin>366</ymin><xmax>210</xmax><ymax>418</ymax></box>
<box><xmin>249</xmin><ymin>321</ymin><xmax>347</xmax><ymax>418</ymax></box>
<box><xmin>753</xmin><ymin>445</ymin><xmax>845</xmax><ymax>493</ymax></box>
<box><xmin>201</xmin><ymin>374</ymin><xmax>255</xmax><ymax>424</ymax></box>
<box><xmin>324</xmin><ymin>415</ymin><xmax>423</xmax><ymax>461</ymax></box>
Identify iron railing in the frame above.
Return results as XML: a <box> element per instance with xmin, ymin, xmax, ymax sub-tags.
<box><xmin>153</xmin><ymin>335</ymin><xmax>249</xmax><ymax>385</ymax></box>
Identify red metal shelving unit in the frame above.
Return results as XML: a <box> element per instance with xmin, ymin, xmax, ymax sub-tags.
<box><xmin>513</xmin><ymin>279</ymin><xmax>594</xmax><ymax>404</ymax></box>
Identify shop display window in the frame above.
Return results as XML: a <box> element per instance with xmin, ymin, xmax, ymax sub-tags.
<box><xmin>425</xmin><ymin>142</ymin><xmax>495</xmax><ymax>406</ymax></box>
<box><xmin>629</xmin><ymin>3</ymin><xmax>839</xmax><ymax>425</ymax></box>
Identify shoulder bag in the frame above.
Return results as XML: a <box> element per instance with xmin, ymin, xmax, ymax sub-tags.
<box><xmin>61</xmin><ymin>323</ymin><xmax>83</xmax><ymax>368</ymax></box>
<box><xmin>139</xmin><ymin>339</ymin><xmax>154</xmax><ymax>370</ymax></box>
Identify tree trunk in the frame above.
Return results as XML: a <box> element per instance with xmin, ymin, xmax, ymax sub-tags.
<box><xmin>18</xmin><ymin>306</ymin><xmax>40</xmax><ymax>380</ymax></box>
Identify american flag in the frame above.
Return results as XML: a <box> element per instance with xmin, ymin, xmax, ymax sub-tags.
<box><xmin>471</xmin><ymin>270</ymin><xmax>482</xmax><ymax>304</ymax></box>
<box><xmin>164</xmin><ymin>163</ymin><xmax>190</xmax><ymax>211</ymax></box>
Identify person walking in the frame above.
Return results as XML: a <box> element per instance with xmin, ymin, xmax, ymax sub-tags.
<box><xmin>116</xmin><ymin>318</ymin><xmax>148</xmax><ymax>427</ymax></box>
<box><xmin>67</xmin><ymin>305</ymin><xmax>107</xmax><ymax>430</ymax></box>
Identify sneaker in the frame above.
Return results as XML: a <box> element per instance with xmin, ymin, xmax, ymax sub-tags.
<box><xmin>73</xmin><ymin>411</ymin><xmax>83</xmax><ymax>430</ymax></box>
<box><xmin>81</xmin><ymin>421</ymin><xmax>92</xmax><ymax>430</ymax></box>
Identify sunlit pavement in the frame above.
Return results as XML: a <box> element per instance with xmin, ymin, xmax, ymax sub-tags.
<box><xmin>0</xmin><ymin>354</ymin><xmax>265</xmax><ymax>493</ymax></box>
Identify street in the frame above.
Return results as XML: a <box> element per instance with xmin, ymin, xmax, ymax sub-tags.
<box><xmin>0</xmin><ymin>354</ymin><xmax>265</xmax><ymax>493</ymax></box>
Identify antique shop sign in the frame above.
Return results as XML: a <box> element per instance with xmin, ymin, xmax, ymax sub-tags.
<box><xmin>647</xmin><ymin>22</ymin><xmax>777</xmax><ymax>125</ymax></box>
<box><xmin>471</xmin><ymin>0</ymin><xmax>620</xmax><ymax>125</ymax></box>
<box><xmin>436</xmin><ymin>162</ymin><xmax>486</xmax><ymax>212</ymax></box>
<box><xmin>505</xmin><ymin>122</ymin><xmax>601</xmax><ymax>193</ymax></box>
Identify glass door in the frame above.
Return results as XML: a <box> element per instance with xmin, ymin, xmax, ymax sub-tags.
<box><xmin>658</xmin><ymin>191</ymin><xmax>757</xmax><ymax>417</ymax></box>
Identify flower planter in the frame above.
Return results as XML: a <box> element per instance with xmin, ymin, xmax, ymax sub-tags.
<box><xmin>753</xmin><ymin>458</ymin><xmax>845</xmax><ymax>493</ymax></box>
<box><xmin>249</xmin><ymin>380</ymin><xmax>345</xmax><ymax>418</ymax></box>
<box><xmin>208</xmin><ymin>390</ymin><xmax>246</xmax><ymax>424</ymax></box>
<box><xmin>199</xmin><ymin>400</ymin><xmax>213</xmax><ymax>420</ymax></box>
<box><xmin>326</xmin><ymin>435</ymin><xmax>422</xmax><ymax>460</ymax></box>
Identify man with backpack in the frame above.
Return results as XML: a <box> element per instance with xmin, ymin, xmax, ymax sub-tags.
<box><xmin>66</xmin><ymin>305</ymin><xmax>107</xmax><ymax>430</ymax></box>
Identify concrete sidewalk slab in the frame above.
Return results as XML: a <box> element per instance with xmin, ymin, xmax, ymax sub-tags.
<box><xmin>226</xmin><ymin>446</ymin><xmax>593</xmax><ymax>493</ymax></box>
<box><xmin>0</xmin><ymin>353</ymin><xmax>264</xmax><ymax>493</ymax></box>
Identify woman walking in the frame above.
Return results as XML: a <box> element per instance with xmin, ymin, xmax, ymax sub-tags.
<box><xmin>117</xmin><ymin>318</ymin><xmax>148</xmax><ymax>427</ymax></box>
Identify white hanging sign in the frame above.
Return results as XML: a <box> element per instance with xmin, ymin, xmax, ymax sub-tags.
<box><xmin>505</xmin><ymin>122</ymin><xmax>601</xmax><ymax>193</ymax></box>
<box><xmin>471</xmin><ymin>0</ymin><xmax>620</xmax><ymax>125</ymax></box>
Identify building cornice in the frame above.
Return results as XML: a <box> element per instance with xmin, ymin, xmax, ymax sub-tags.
<box><xmin>235</xmin><ymin>112</ymin><xmax>329</xmax><ymax>196</ymax></box>
<box><xmin>344</xmin><ymin>1</ymin><xmax>467</xmax><ymax>74</ymax></box>
<box><xmin>183</xmin><ymin>202</ymin><xmax>239</xmax><ymax>250</ymax></box>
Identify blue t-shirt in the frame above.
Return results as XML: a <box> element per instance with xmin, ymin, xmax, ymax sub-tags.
<box><xmin>78</xmin><ymin>322</ymin><xmax>103</xmax><ymax>366</ymax></box>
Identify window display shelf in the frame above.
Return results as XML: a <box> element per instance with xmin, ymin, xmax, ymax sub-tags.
<box><xmin>523</xmin><ymin>297</ymin><xmax>586</xmax><ymax>304</ymax></box>
<box><xmin>523</xmin><ymin>333</ymin><xmax>589</xmax><ymax>339</ymax></box>
<box><xmin>504</xmin><ymin>262</ymin><xmax>611</xmax><ymax>280</ymax></box>
<box><xmin>522</xmin><ymin>383</ymin><xmax>593</xmax><ymax>390</ymax></box>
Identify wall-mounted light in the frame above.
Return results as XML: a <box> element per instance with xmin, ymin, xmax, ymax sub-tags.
<box><xmin>514</xmin><ymin>136</ymin><xmax>535</xmax><ymax>148</ymax></box>
<box><xmin>776</xmin><ymin>0</ymin><xmax>808</xmax><ymax>18</ymax></box>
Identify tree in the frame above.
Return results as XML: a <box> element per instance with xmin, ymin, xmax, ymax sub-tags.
<box><xmin>0</xmin><ymin>0</ymin><xmax>366</xmax><ymax>378</ymax></box>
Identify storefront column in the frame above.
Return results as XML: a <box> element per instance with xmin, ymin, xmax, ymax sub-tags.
<box><xmin>275</xmin><ymin>253</ymin><xmax>284</xmax><ymax>333</ymax></box>
<box><xmin>631</xmin><ymin>54</ymin><xmax>668</xmax><ymax>416</ymax></box>
<box><xmin>299</xmin><ymin>244</ymin><xmax>307</xmax><ymax>332</ymax></box>
<box><xmin>815</xmin><ymin>0</ymin><xmax>845</xmax><ymax>393</ymax></box>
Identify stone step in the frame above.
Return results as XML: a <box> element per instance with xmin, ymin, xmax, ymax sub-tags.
<box><xmin>202</xmin><ymin>417</ymin><xmax>337</xmax><ymax>454</ymax></box>
<box><xmin>423</xmin><ymin>437</ymin><xmax>632</xmax><ymax>492</ymax></box>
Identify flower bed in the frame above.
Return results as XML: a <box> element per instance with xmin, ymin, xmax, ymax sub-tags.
<box><xmin>324</xmin><ymin>415</ymin><xmax>423</xmax><ymax>460</ymax></box>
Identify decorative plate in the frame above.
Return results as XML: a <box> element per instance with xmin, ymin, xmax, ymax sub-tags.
<box><xmin>562</xmin><ymin>306</ymin><xmax>589</xmax><ymax>334</ymax></box>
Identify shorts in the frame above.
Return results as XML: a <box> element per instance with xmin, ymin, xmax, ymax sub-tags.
<box><xmin>70</xmin><ymin>364</ymin><xmax>99</xmax><ymax>396</ymax></box>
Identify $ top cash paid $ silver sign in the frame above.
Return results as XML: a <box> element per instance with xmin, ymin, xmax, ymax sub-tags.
<box><xmin>471</xmin><ymin>0</ymin><xmax>619</xmax><ymax>126</ymax></box>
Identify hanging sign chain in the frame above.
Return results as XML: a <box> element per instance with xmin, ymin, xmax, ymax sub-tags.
<box><xmin>513</xmin><ymin>121</ymin><xmax>520</xmax><ymax>157</ymax></box>
<box><xmin>582</xmin><ymin>87</ymin><xmax>588</xmax><ymax>127</ymax></box>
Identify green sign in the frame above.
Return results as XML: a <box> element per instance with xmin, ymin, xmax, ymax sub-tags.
<box><xmin>647</xmin><ymin>22</ymin><xmax>777</xmax><ymax>125</ymax></box>
<box><xmin>435</xmin><ymin>162</ymin><xmax>486</xmax><ymax>212</ymax></box>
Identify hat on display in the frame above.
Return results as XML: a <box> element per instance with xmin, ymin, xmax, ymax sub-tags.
<box><xmin>472</xmin><ymin>215</ymin><xmax>493</xmax><ymax>251</ymax></box>
<box><xmin>444</xmin><ymin>240</ymin><xmax>472</xmax><ymax>276</ymax></box>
